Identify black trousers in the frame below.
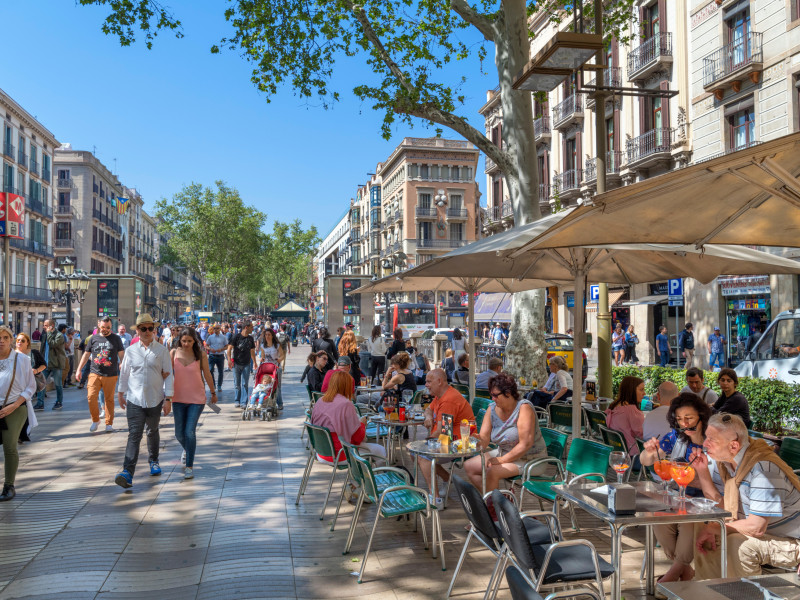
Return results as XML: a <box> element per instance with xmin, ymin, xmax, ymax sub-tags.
<box><xmin>123</xmin><ymin>401</ymin><xmax>163</xmax><ymax>475</ymax></box>
<box><xmin>368</xmin><ymin>356</ymin><xmax>385</xmax><ymax>383</ymax></box>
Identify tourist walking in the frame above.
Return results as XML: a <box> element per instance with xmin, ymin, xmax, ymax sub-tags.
<box><xmin>0</xmin><ymin>326</ymin><xmax>37</xmax><ymax>502</ymax></box>
<box><xmin>311</xmin><ymin>327</ymin><xmax>338</xmax><ymax>371</ymax></box>
<box><xmin>678</xmin><ymin>323</ymin><xmax>694</xmax><ymax>368</ymax></box>
<box><xmin>171</xmin><ymin>327</ymin><xmax>216</xmax><ymax>479</ymax></box>
<box><xmin>451</xmin><ymin>328</ymin><xmax>466</xmax><ymax>359</ymax></box>
<box><xmin>16</xmin><ymin>334</ymin><xmax>46</xmax><ymax>412</ymax></box>
<box><xmin>624</xmin><ymin>325</ymin><xmax>639</xmax><ymax>365</ymax></box>
<box><xmin>115</xmin><ymin>314</ymin><xmax>173</xmax><ymax>489</ymax></box>
<box><xmin>257</xmin><ymin>327</ymin><xmax>284</xmax><ymax>410</ymax></box>
<box><xmin>366</xmin><ymin>325</ymin><xmax>387</xmax><ymax>385</ymax></box>
<box><xmin>204</xmin><ymin>324</ymin><xmax>228</xmax><ymax>392</ymax></box>
<box><xmin>655</xmin><ymin>325</ymin><xmax>670</xmax><ymax>368</ymax></box>
<box><xmin>36</xmin><ymin>319</ymin><xmax>66</xmax><ymax>410</ymax></box>
<box><xmin>228</xmin><ymin>321</ymin><xmax>256</xmax><ymax>408</ymax></box>
<box><xmin>708</xmin><ymin>326</ymin><xmax>727</xmax><ymax>370</ymax></box>
<box><xmin>74</xmin><ymin>317</ymin><xmax>125</xmax><ymax>433</ymax></box>
<box><xmin>117</xmin><ymin>324</ymin><xmax>132</xmax><ymax>349</ymax></box>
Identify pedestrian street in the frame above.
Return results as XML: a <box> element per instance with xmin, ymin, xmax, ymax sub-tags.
<box><xmin>0</xmin><ymin>348</ymin><xmax>665</xmax><ymax>600</ymax></box>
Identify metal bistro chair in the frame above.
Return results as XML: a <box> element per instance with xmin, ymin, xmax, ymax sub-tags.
<box><xmin>779</xmin><ymin>436</ymin><xmax>800</xmax><ymax>474</ymax></box>
<box><xmin>519</xmin><ymin>438</ymin><xmax>612</xmax><ymax>531</ymax></box>
<box><xmin>505</xmin><ymin>565</ymin><xmax>603</xmax><ymax>600</ymax></box>
<box><xmin>547</xmin><ymin>403</ymin><xmax>586</xmax><ymax>437</ymax></box>
<box><xmin>597</xmin><ymin>425</ymin><xmax>635</xmax><ymax>481</ymax></box>
<box><xmin>507</xmin><ymin>427</ymin><xmax>569</xmax><ymax>503</ymax></box>
<box><xmin>534</xmin><ymin>407</ymin><xmax>550</xmax><ymax>429</ymax></box>
<box><xmin>489</xmin><ymin>489</ymin><xmax>612</xmax><ymax>600</ymax></box>
<box><xmin>452</xmin><ymin>382</ymin><xmax>470</xmax><ymax>397</ymax></box>
<box><xmin>295</xmin><ymin>422</ymin><xmax>349</xmax><ymax>521</ymax></box>
<box><xmin>446</xmin><ymin>474</ymin><xmax>555</xmax><ymax>600</ymax></box>
<box><xmin>344</xmin><ymin>449</ymin><xmax>441</xmax><ymax>583</ymax></box>
<box><xmin>583</xmin><ymin>408</ymin><xmax>607</xmax><ymax>440</ymax></box>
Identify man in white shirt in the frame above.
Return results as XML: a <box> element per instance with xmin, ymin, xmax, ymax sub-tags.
<box><xmin>117</xmin><ymin>324</ymin><xmax>132</xmax><ymax>349</ymax></box>
<box><xmin>114</xmin><ymin>314</ymin><xmax>173</xmax><ymax>489</ymax></box>
<box><xmin>681</xmin><ymin>367</ymin><xmax>719</xmax><ymax>405</ymax></box>
<box><xmin>643</xmin><ymin>381</ymin><xmax>679</xmax><ymax>441</ymax></box>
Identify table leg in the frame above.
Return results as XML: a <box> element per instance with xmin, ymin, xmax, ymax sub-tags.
<box><xmin>645</xmin><ymin>525</ymin><xmax>655</xmax><ymax>596</ymax></box>
<box><xmin>431</xmin><ymin>458</ymin><xmax>438</xmax><ymax>559</ymax></box>
<box><xmin>611</xmin><ymin>525</ymin><xmax>622</xmax><ymax>600</ymax></box>
<box><xmin>481</xmin><ymin>452</ymin><xmax>486</xmax><ymax>497</ymax></box>
<box><xmin>718</xmin><ymin>518</ymin><xmax>727</xmax><ymax>578</ymax></box>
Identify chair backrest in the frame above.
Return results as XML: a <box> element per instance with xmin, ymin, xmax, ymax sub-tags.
<box><xmin>534</xmin><ymin>407</ymin><xmax>549</xmax><ymax>428</ymax></box>
<box><xmin>584</xmin><ymin>408</ymin><xmax>607</xmax><ymax>437</ymax></box>
<box><xmin>341</xmin><ymin>441</ymin><xmax>365</xmax><ymax>488</ymax></box>
<box><xmin>548</xmin><ymin>402</ymin><xmax>576</xmax><ymax>432</ymax></box>
<box><xmin>598</xmin><ymin>425</ymin><xmax>628</xmax><ymax>455</ymax></box>
<box><xmin>305</xmin><ymin>422</ymin><xmax>337</xmax><ymax>459</ymax></box>
<box><xmin>452</xmin><ymin>383</ymin><xmax>469</xmax><ymax>396</ymax></box>
<box><xmin>304</xmin><ymin>383</ymin><xmax>313</xmax><ymax>403</ymax></box>
<box><xmin>565</xmin><ymin>438</ymin><xmax>613</xmax><ymax>482</ymax></box>
<box><xmin>473</xmin><ymin>407</ymin><xmax>487</xmax><ymax>430</ymax></box>
<box><xmin>410</xmin><ymin>390</ymin><xmax>424</xmax><ymax>405</ymax></box>
<box><xmin>505</xmin><ymin>566</ymin><xmax>545</xmax><ymax>600</ymax></box>
<box><xmin>540</xmin><ymin>427</ymin><xmax>568</xmax><ymax>460</ymax></box>
<box><xmin>472</xmin><ymin>397</ymin><xmax>492</xmax><ymax>416</ymax></box>
<box><xmin>474</xmin><ymin>389</ymin><xmax>492</xmax><ymax>400</ymax></box>
<box><xmin>780</xmin><ymin>437</ymin><xmax>800</xmax><ymax>471</ymax></box>
<box><xmin>351</xmin><ymin>449</ymin><xmax>380</xmax><ymax>504</ymax></box>
<box><xmin>492</xmin><ymin>489</ymin><xmax>537</xmax><ymax>571</ymax></box>
<box><xmin>311</xmin><ymin>391</ymin><xmax>324</xmax><ymax>406</ymax></box>
<box><xmin>635</xmin><ymin>438</ymin><xmax>656</xmax><ymax>481</ymax></box>
<box><xmin>452</xmin><ymin>474</ymin><xmax>500</xmax><ymax>550</ymax></box>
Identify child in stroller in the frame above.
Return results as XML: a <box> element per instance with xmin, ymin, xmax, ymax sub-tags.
<box><xmin>243</xmin><ymin>361</ymin><xmax>279</xmax><ymax>421</ymax></box>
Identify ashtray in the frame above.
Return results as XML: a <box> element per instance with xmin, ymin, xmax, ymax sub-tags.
<box><xmin>690</xmin><ymin>497</ymin><xmax>718</xmax><ymax>510</ymax></box>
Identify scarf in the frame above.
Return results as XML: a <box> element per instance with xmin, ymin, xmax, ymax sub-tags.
<box><xmin>717</xmin><ymin>438</ymin><xmax>800</xmax><ymax>520</ymax></box>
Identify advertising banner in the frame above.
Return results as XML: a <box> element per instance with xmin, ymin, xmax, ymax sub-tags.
<box><xmin>0</xmin><ymin>192</ymin><xmax>25</xmax><ymax>239</ymax></box>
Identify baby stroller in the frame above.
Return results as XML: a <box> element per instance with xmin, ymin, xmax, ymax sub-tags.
<box><xmin>243</xmin><ymin>360</ymin><xmax>280</xmax><ymax>421</ymax></box>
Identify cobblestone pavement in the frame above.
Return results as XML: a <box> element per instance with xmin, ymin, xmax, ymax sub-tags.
<box><xmin>0</xmin><ymin>346</ymin><xmax>664</xmax><ymax>599</ymax></box>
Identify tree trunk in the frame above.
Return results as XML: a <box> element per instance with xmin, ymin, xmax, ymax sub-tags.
<box><xmin>493</xmin><ymin>0</ymin><xmax>548</xmax><ymax>384</ymax></box>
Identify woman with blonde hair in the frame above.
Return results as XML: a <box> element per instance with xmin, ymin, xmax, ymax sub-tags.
<box><xmin>0</xmin><ymin>325</ymin><xmax>37</xmax><ymax>501</ymax></box>
<box><xmin>311</xmin><ymin>370</ymin><xmax>385</xmax><ymax>462</ymax></box>
<box><xmin>337</xmin><ymin>330</ymin><xmax>362</xmax><ymax>384</ymax></box>
<box><xmin>528</xmin><ymin>356</ymin><xmax>572</xmax><ymax>408</ymax></box>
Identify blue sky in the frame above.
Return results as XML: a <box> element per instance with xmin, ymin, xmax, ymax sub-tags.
<box><xmin>1</xmin><ymin>1</ymin><xmax>491</xmax><ymax>235</ymax></box>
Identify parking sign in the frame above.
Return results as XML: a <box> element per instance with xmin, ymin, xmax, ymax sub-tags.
<box><xmin>589</xmin><ymin>285</ymin><xmax>599</xmax><ymax>303</ymax></box>
<box><xmin>668</xmin><ymin>278</ymin><xmax>683</xmax><ymax>297</ymax></box>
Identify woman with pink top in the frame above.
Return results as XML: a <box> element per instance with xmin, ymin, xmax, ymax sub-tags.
<box><xmin>171</xmin><ymin>327</ymin><xmax>216</xmax><ymax>479</ymax></box>
<box><xmin>605</xmin><ymin>376</ymin><xmax>645</xmax><ymax>462</ymax></box>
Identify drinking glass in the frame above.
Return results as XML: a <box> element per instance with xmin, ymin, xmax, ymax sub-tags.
<box><xmin>459</xmin><ymin>419</ymin><xmax>470</xmax><ymax>444</ymax></box>
<box><xmin>468</xmin><ymin>418</ymin><xmax>477</xmax><ymax>436</ymax></box>
<box><xmin>402</xmin><ymin>389</ymin><xmax>414</xmax><ymax>405</ymax></box>
<box><xmin>609</xmin><ymin>451</ymin><xmax>629</xmax><ymax>483</ymax></box>
<box><xmin>670</xmin><ymin>460</ymin><xmax>695</xmax><ymax>502</ymax></box>
<box><xmin>654</xmin><ymin>459</ymin><xmax>674</xmax><ymax>497</ymax></box>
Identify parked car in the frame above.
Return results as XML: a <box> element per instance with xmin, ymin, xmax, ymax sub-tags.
<box><xmin>419</xmin><ymin>328</ymin><xmax>455</xmax><ymax>343</ymax></box>
<box><xmin>735</xmin><ymin>309</ymin><xmax>800</xmax><ymax>383</ymax></box>
<box><xmin>546</xmin><ymin>333</ymin><xmax>589</xmax><ymax>380</ymax></box>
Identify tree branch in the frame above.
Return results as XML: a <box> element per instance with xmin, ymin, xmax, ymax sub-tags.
<box><xmin>450</xmin><ymin>0</ymin><xmax>496</xmax><ymax>41</ymax></box>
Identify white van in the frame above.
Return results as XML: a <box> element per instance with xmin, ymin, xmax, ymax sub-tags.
<box><xmin>735</xmin><ymin>309</ymin><xmax>800</xmax><ymax>383</ymax></box>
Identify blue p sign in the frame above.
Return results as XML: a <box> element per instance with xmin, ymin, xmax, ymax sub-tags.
<box><xmin>589</xmin><ymin>285</ymin><xmax>599</xmax><ymax>303</ymax></box>
<box><xmin>668</xmin><ymin>278</ymin><xmax>683</xmax><ymax>297</ymax></box>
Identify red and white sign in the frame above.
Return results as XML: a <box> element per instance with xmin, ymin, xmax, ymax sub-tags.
<box><xmin>0</xmin><ymin>192</ymin><xmax>25</xmax><ymax>239</ymax></box>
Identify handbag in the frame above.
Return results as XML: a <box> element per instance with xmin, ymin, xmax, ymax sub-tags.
<box><xmin>0</xmin><ymin>352</ymin><xmax>19</xmax><ymax>444</ymax></box>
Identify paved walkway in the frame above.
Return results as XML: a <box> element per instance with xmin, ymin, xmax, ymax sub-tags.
<box><xmin>0</xmin><ymin>346</ymin><xmax>663</xmax><ymax>599</ymax></box>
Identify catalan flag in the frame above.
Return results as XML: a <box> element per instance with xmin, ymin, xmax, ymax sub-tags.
<box><xmin>116</xmin><ymin>197</ymin><xmax>129</xmax><ymax>215</ymax></box>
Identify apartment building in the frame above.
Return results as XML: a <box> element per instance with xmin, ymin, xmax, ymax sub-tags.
<box><xmin>0</xmin><ymin>88</ymin><xmax>59</xmax><ymax>332</ymax></box>
<box><xmin>313</xmin><ymin>210</ymin><xmax>351</xmax><ymax>323</ymax></box>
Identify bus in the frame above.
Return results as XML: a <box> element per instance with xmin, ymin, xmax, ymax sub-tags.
<box><xmin>387</xmin><ymin>303</ymin><xmax>437</xmax><ymax>336</ymax></box>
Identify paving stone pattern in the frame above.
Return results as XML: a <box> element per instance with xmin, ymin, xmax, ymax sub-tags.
<box><xmin>0</xmin><ymin>346</ymin><xmax>664</xmax><ymax>599</ymax></box>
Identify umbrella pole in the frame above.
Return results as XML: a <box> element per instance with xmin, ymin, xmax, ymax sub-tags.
<box><xmin>468</xmin><ymin>285</ymin><xmax>476</xmax><ymax>406</ymax></box>
<box><xmin>572</xmin><ymin>272</ymin><xmax>586</xmax><ymax>438</ymax></box>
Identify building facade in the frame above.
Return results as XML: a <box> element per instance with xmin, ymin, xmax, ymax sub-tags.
<box><xmin>1</xmin><ymin>88</ymin><xmax>59</xmax><ymax>332</ymax></box>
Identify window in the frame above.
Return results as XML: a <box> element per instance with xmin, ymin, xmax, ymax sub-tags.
<box><xmin>449</xmin><ymin>223</ymin><xmax>464</xmax><ymax>240</ymax></box>
<box><xmin>57</xmin><ymin>169</ymin><xmax>69</xmax><ymax>180</ymax></box>
<box><xmin>15</xmin><ymin>258</ymin><xmax>23</xmax><ymax>287</ymax></box>
<box><xmin>27</xmin><ymin>260</ymin><xmax>35</xmax><ymax>289</ymax></box>
<box><xmin>492</xmin><ymin>176</ymin><xmax>502</xmax><ymax>207</ymax></box>
<box><xmin>758</xmin><ymin>318</ymin><xmax>800</xmax><ymax>360</ymax></box>
<box><xmin>39</xmin><ymin>265</ymin><xmax>47</xmax><ymax>288</ymax></box>
<box><xmin>2</xmin><ymin>163</ymin><xmax>12</xmax><ymax>191</ymax></box>
<box><xmin>726</xmin><ymin>7</ymin><xmax>752</xmax><ymax>68</ymax></box>
<box><xmin>565</xmin><ymin>137</ymin><xmax>577</xmax><ymax>171</ymax></box>
<box><xmin>727</xmin><ymin>104</ymin><xmax>756</xmax><ymax>151</ymax></box>
<box><xmin>450</xmin><ymin>195</ymin><xmax>463</xmax><ymax>210</ymax></box>
<box><xmin>419</xmin><ymin>193</ymin><xmax>432</xmax><ymax>208</ymax></box>
<box><xmin>418</xmin><ymin>221</ymin><xmax>432</xmax><ymax>240</ymax></box>
<box><xmin>58</xmin><ymin>192</ymin><xmax>70</xmax><ymax>206</ymax></box>
<box><xmin>420</xmin><ymin>164</ymin><xmax>429</xmax><ymax>179</ymax></box>
<box><xmin>56</xmin><ymin>222</ymin><xmax>71</xmax><ymax>240</ymax></box>
<box><xmin>645</xmin><ymin>3</ymin><xmax>660</xmax><ymax>37</ymax></box>
<box><xmin>17</xmin><ymin>172</ymin><xmax>24</xmax><ymax>196</ymax></box>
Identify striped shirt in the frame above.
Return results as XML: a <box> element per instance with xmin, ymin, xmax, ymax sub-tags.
<box><xmin>709</xmin><ymin>443</ymin><xmax>800</xmax><ymax>538</ymax></box>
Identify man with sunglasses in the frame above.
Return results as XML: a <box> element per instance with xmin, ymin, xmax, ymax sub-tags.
<box><xmin>306</xmin><ymin>351</ymin><xmax>328</xmax><ymax>393</ymax></box>
<box><xmin>74</xmin><ymin>317</ymin><xmax>125</xmax><ymax>432</ymax></box>
<box><xmin>114</xmin><ymin>314</ymin><xmax>174</xmax><ymax>489</ymax></box>
<box><xmin>691</xmin><ymin>413</ymin><xmax>800</xmax><ymax>579</ymax></box>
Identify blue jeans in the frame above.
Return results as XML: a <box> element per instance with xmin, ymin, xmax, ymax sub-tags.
<box><xmin>208</xmin><ymin>354</ymin><xmax>225</xmax><ymax>389</ymax></box>
<box><xmin>710</xmin><ymin>351</ymin><xmax>724</xmax><ymax>370</ymax></box>
<box><xmin>275</xmin><ymin>367</ymin><xmax>283</xmax><ymax>409</ymax></box>
<box><xmin>659</xmin><ymin>351</ymin><xmax>669</xmax><ymax>367</ymax></box>
<box><xmin>233</xmin><ymin>363</ymin><xmax>252</xmax><ymax>405</ymax></box>
<box><xmin>172</xmin><ymin>402</ymin><xmax>204</xmax><ymax>468</ymax></box>
<box><xmin>38</xmin><ymin>367</ymin><xmax>63</xmax><ymax>406</ymax></box>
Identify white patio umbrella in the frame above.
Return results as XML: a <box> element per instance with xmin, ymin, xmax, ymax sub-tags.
<box><xmin>383</xmin><ymin>238</ymin><xmax>800</xmax><ymax>434</ymax></box>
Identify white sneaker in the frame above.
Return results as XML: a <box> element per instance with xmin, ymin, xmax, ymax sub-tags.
<box><xmin>89</xmin><ymin>421</ymin><xmax>99</xmax><ymax>432</ymax></box>
<box><xmin>105</xmin><ymin>425</ymin><xmax>116</xmax><ymax>433</ymax></box>
<box><xmin>184</xmin><ymin>467</ymin><xmax>194</xmax><ymax>479</ymax></box>
<box><xmin>99</xmin><ymin>409</ymin><xmax>105</xmax><ymax>419</ymax></box>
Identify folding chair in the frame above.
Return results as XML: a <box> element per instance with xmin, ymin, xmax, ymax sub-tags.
<box><xmin>489</xmin><ymin>490</ymin><xmax>611</xmax><ymax>600</ymax></box>
<box><xmin>295</xmin><ymin>422</ymin><xmax>349</xmax><ymax>521</ymax></box>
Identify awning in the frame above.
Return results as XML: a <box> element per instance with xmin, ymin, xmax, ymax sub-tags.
<box><xmin>622</xmin><ymin>294</ymin><xmax>668</xmax><ymax>306</ymax></box>
<box><xmin>609</xmin><ymin>290</ymin><xmax>627</xmax><ymax>307</ymax></box>
<box><xmin>473</xmin><ymin>292</ymin><xmax>512</xmax><ymax>322</ymax></box>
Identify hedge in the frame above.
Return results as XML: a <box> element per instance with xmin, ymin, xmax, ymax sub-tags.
<box><xmin>605</xmin><ymin>365</ymin><xmax>800</xmax><ymax>435</ymax></box>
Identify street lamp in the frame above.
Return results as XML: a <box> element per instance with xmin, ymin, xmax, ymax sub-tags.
<box><xmin>46</xmin><ymin>257</ymin><xmax>90</xmax><ymax>328</ymax></box>
<box><xmin>435</xmin><ymin>190</ymin><xmax>448</xmax><ymax>208</ymax></box>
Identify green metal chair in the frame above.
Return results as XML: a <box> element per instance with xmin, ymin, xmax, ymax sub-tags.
<box><xmin>295</xmin><ymin>422</ymin><xmax>350</xmax><ymax>520</ymax></box>
<box><xmin>474</xmin><ymin>407</ymin><xmax>488</xmax><ymax>431</ymax></box>
<box><xmin>519</xmin><ymin>437</ymin><xmax>613</xmax><ymax>531</ymax></box>
<box><xmin>547</xmin><ymin>403</ymin><xmax>586</xmax><ymax>437</ymax></box>
<box><xmin>452</xmin><ymin>382</ymin><xmax>469</xmax><ymax>397</ymax></box>
<box><xmin>583</xmin><ymin>408</ymin><xmax>607</xmax><ymax>440</ymax></box>
<box><xmin>540</xmin><ymin>427</ymin><xmax>568</xmax><ymax>461</ymax></box>
<box><xmin>304</xmin><ymin>383</ymin><xmax>314</xmax><ymax>406</ymax></box>
<box><xmin>344</xmin><ymin>449</ymin><xmax>441</xmax><ymax>583</ymax></box>
<box><xmin>779</xmin><ymin>437</ymin><xmax>800</xmax><ymax>473</ymax></box>
<box><xmin>534</xmin><ymin>407</ymin><xmax>549</xmax><ymax>429</ymax></box>
<box><xmin>472</xmin><ymin>396</ymin><xmax>493</xmax><ymax>416</ymax></box>
<box><xmin>635</xmin><ymin>438</ymin><xmax>656</xmax><ymax>482</ymax></box>
<box><xmin>598</xmin><ymin>425</ymin><xmax>634</xmax><ymax>481</ymax></box>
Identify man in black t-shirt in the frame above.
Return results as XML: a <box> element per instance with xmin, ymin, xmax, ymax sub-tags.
<box><xmin>227</xmin><ymin>321</ymin><xmax>256</xmax><ymax>408</ymax></box>
<box><xmin>74</xmin><ymin>317</ymin><xmax>125</xmax><ymax>433</ymax></box>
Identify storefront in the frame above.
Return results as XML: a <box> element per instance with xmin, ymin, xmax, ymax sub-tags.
<box><xmin>718</xmin><ymin>275</ymin><xmax>771</xmax><ymax>367</ymax></box>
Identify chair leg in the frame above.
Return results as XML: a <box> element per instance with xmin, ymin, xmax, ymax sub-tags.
<box><xmin>445</xmin><ymin>529</ymin><xmax>473</xmax><ymax>599</ymax></box>
<box><xmin>295</xmin><ymin>452</ymin><xmax>315</xmax><ymax>505</ymax></box>
<box><xmin>330</xmin><ymin>471</ymin><xmax>350</xmax><ymax>532</ymax></box>
<box><xmin>485</xmin><ymin>552</ymin><xmax>509</xmax><ymax>600</ymax></box>
<box><xmin>357</xmin><ymin>501</ymin><xmax>385</xmax><ymax>583</ymax></box>
<box><xmin>482</xmin><ymin>550</ymin><xmax>505</xmax><ymax>600</ymax></box>
<box><xmin>419</xmin><ymin>511</ymin><xmax>428</xmax><ymax>549</ymax></box>
<box><xmin>567</xmin><ymin>499</ymin><xmax>579</xmax><ymax>531</ymax></box>
<box><xmin>436</xmin><ymin>510</ymin><xmax>445</xmax><ymax>571</ymax></box>
<box><xmin>344</xmin><ymin>493</ymin><xmax>365</xmax><ymax>555</ymax></box>
<box><xmin>320</xmin><ymin>464</ymin><xmax>340</xmax><ymax>520</ymax></box>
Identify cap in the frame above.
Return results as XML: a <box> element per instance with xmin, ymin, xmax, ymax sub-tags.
<box><xmin>714</xmin><ymin>326</ymin><xmax>721</xmax><ymax>331</ymax></box>
<box><xmin>337</xmin><ymin>356</ymin><xmax>352</xmax><ymax>366</ymax></box>
<box><xmin>345</xmin><ymin>322</ymin><xmax>355</xmax><ymax>328</ymax></box>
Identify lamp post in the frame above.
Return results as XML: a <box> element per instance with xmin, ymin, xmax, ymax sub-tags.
<box><xmin>46</xmin><ymin>257</ymin><xmax>90</xmax><ymax>328</ymax></box>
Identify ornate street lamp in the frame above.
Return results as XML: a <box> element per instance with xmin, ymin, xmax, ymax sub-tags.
<box><xmin>46</xmin><ymin>258</ymin><xmax>90</xmax><ymax>328</ymax></box>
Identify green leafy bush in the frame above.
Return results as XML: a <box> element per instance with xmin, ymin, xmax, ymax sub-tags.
<box><xmin>604</xmin><ymin>366</ymin><xmax>800</xmax><ymax>435</ymax></box>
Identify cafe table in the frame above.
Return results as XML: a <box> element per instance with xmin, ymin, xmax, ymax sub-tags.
<box><xmin>552</xmin><ymin>481</ymin><xmax>731</xmax><ymax>600</ymax></box>
<box><xmin>658</xmin><ymin>573</ymin><xmax>800</xmax><ymax>600</ymax></box>
<box><xmin>367</xmin><ymin>413</ymin><xmax>425</xmax><ymax>464</ymax></box>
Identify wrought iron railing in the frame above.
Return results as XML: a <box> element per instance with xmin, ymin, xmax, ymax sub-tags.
<box><xmin>626</xmin><ymin>128</ymin><xmax>674</xmax><ymax>164</ymax></box>
<box><xmin>628</xmin><ymin>32</ymin><xmax>673</xmax><ymax>77</ymax></box>
<box><xmin>553</xmin><ymin>169</ymin><xmax>582</xmax><ymax>192</ymax></box>
<box><xmin>702</xmin><ymin>31</ymin><xmax>762</xmax><ymax>88</ymax></box>
<box><xmin>534</xmin><ymin>115</ymin><xmax>551</xmax><ymax>138</ymax></box>
<box><xmin>552</xmin><ymin>94</ymin><xmax>583</xmax><ymax>125</ymax></box>
<box><xmin>584</xmin><ymin>151</ymin><xmax>624</xmax><ymax>181</ymax></box>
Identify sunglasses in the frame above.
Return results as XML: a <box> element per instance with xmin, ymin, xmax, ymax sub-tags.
<box><xmin>138</xmin><ymin>326</ymin><xmax>155</xmax><ymax>332</ymax></box>
<box><xmin>490</xmin><ymin>391</ymin><xmax>502</xmax><ymax>398</ymax></box>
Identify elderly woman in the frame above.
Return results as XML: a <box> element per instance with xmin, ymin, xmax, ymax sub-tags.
<box><xmin>640</xmin><ymin>392</ymin><xmax>712</xmax><ymax>582</ymax></box>
<box><xmin>464</xmin><ymin>372</ymin><xmax>546</xmax><ymax>495</ymax></box>
<box><xmin>311</xmin><ymin>371</ymin><xmax>385</xmax><ymax>462</ymax></box>
<box><xmin>0</xmin><ymin>326</ymin><xmax>37</xmax><ymax>501</ymax></box>
<box><xmin>528</xmin><ymin>356</ymin><xmax>572</xmax><ymax>408</ymax></box>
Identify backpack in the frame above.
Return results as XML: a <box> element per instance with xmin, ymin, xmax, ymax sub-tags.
<box><xmin>277</xmin><ymin>331</ymin><xmax>289</xmax><ymax>349</ymax></box>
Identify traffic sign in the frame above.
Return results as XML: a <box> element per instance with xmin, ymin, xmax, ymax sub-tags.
<box><xmin>668</xmin><ymin>278</ymin><xmax>683</xmax><ymax>297</ymax></box>
<box><xmin>668</xmin><ymin>299</ymin><xmax>684</xmax><ymax>307</ymax></box>
<box><xmin>589</xmin><ymin>285</ymin><xmax>599</xmax><ymax>303</ymax></box>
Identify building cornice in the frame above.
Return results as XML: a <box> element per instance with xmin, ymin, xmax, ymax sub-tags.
<box><xmin>0</xmin><ymin>87</ymin><xmax>59</xmax><ymax>149</ymax></box>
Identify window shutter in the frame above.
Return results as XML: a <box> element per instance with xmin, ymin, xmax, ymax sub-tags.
<box><xmin>660</xmin><ymin>80</ymin><xmax>671</xmax><ymax>129</ymax></box>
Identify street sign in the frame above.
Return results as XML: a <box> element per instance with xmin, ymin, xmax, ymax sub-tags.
<box><xmin>668</xmin><ymin>278</ymin><xmax>683</xmax><ymax>297</ymax></box>
<box><xmin>0</xmin><ymin>193</ymin><xmax>25</xmax><ymax>238</ymax></box>
<box><xmin>669</xmin><ymin>299</ymin><xmax>684</xmax><ymax>306</ymax></box>
<box><xmin>589</xmin><ymin>285</ymin><xmax>599</xmax><ymax>303</ymax></box>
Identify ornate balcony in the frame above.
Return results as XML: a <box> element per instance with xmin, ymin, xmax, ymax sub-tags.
<box><xmin>415</xmin><ymin>206</ymin><xmax>438</xmax><ymax>220</ymax></box>
<box><xmin>446</xmin><ymin>208</ymin><xmax>468</xmax><ymax>220</ymax></box>
<box><xmin>416</xmin><ymin>238</ymin><xmax>468</xmax><ymax>250</ymax></box>
<box><xmin>534</xmin><ymin>116</ymin><xmax>551</xmax><ymax>142</ymax></box>
<box><xmin>702</xmin><ymin>32</ymin><xmax>763</xmax><ymax>100</ymax></box>
<box><xmin>584</xmin><ymin>151</ymin><xmax>624</xmax><ymax>185</ymax></box>
<box><xmin>552</xmin><ymin>94</ymin><xmax>584</xmax><ymax>130</ymax></box>
<box><xmin>627</xmin><ymin>32</ymin><xmax>673</xmax><ymax>82</ymax></box>
<box><xmin>626</xmin><ymin>128</ymin><xmax>675</xmax><ymax>170</ymax></box>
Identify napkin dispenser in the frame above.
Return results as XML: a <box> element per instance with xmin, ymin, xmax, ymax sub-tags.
<box><xmin>608</xmin><ymin>483</ymin><xmax>636</xmax><ymax>515</ymax></box>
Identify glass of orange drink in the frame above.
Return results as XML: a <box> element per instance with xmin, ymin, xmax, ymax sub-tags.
<box><xmin>609</xmin><ymin>451</ymin><xmax>629</xmax><ymax>483</ymax></box>
<box><xmin>670</xmin><ymin>461</ymin><xmax>695</xmax><ymax>501</ymax></box>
